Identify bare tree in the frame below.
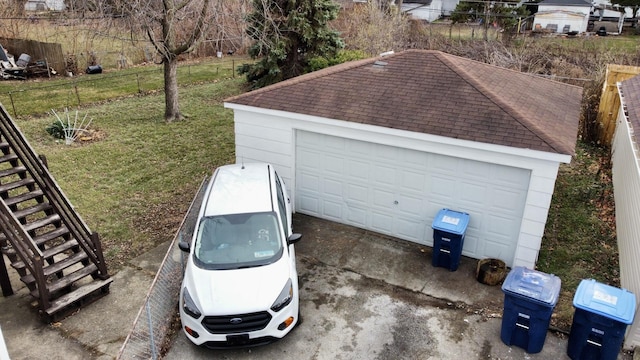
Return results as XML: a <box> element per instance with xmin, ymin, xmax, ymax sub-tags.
<box><xmin>339</xmin><ymin>1</ymin><xmax>410</xmax><ymax>56</ymax></box>
<box><xmin>128</xmin><ymin>0</ymin><xmax>214</xmax><ymax>122</ymax></box>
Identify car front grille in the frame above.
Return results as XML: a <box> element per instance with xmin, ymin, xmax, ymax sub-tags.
<box><xmin>202</xmin><ymin>311</ymin><xmax>272</xmax><ymax>334</ymax></box>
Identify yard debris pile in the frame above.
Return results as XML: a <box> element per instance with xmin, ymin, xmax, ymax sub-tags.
<box><xmin>0</xmin><ymin>43</ymin><xmax>57</xmax><ymax>80</ymax></box>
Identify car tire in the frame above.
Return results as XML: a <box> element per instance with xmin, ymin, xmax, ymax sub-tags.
<box><xmin>297</xmin><ymin>310</ymin><xmax>303</xmax><ymax>327</ymax></box>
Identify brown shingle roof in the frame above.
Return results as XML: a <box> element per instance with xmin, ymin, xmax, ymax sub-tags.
<box><xmin>226</xmin><ymin>49</ymin><xmax>582</xmax><ymax>155</ymax></box>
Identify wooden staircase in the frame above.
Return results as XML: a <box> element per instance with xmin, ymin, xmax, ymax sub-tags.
<box><xmin>0</xmin><ymin>103</ymin><xmax>112</xmax><ymax>321</ymax></box>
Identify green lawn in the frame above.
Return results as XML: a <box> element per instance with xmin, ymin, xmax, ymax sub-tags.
<box><xmin>7</xmin><ymin>59</ymin><xmax>246</xmax><ymax>270</ymax></box>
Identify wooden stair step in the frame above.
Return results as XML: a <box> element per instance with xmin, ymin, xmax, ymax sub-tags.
<box><xmin>24</xmin><ymin>213</ymin><xmax>61</xmax><ymax>233</ymax></box>
<box><xmin>0</xmin><ymin>165</ymin><xmax>26</xmax><ymax>178</ymax></box>
<box><xmin>0</xmin><ymin>177</ymin><xmax>35</xmax><ymax>193</ymax></box>
<box><xmin>44</xmin><ymin>278</ymin><xmax>112</xmax><ymax>317</ymax></box>
<box><xmin>2</xmin><ymin>226</ymin><xmax>70</xmax><ymax>259</ymax></box>
<box><xmin>3</xmin><ymin>189</ymin><xmax>44</xmax><ymax>207</ymax></box>
<box><xmin>12</xmin><ymin>239</ymin><xmax>79</xmax><ymax>271</ymax></box>
<box><xmin>21</xmin><ymin>251</ymin><xmax>89</xmax><ymax>284</ymax></box>
<box><xmin>30</xmin><ymin>263</ymin><xmax>98</xmax><ymax>298</ymax></box>
<box><xmin>33</xmin><ymin>226</ymin><xmax>69</xmax><ymax>247</ymax></box>
<box><xmin>0</xmin><ymin>153</ymin><xmax>18</xmax><ymax>164</ymax></box>
<box><xmin>13</xmin><ymin>202</ymin><xmax>52</xmax><ymax>220</ymax></box>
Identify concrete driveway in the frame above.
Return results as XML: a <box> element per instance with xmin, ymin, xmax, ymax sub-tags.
<box><xmin>0</xmin><ymin>214</ymin><xmax>632</xmax><ymax>359</ymax></box>
<box><xmin>164</xmin><ymin>214</ymin><xmax>580</xmax><ymax>360</ymax></box>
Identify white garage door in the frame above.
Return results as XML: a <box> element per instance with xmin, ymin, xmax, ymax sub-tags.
<box><xmin>295</xmin><ymin>131</ymin><xmax>531</xmax><ymax>264</ymax></box>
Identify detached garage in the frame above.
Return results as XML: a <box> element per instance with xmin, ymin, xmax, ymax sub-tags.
<box><xmin>224</xmin><ymin>49</ymin><xmax>582</xmax><ymax>268</ymax></box>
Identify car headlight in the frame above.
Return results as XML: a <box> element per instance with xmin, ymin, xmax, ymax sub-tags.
<box><xmin>271</xmin><ymin>279</ymin><xmax>293</xmax><ymax>312</ymax></box>
<box><xmin>182</xmin><ymin>287</ymin><xmax>202</xmax><ymax>319</ymax></box>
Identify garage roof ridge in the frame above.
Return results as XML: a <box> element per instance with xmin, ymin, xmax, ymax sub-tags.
<box><xmin>434</xmin><ymin>52</ymin><xmax>567</xmax><ymax>154</ymax></box>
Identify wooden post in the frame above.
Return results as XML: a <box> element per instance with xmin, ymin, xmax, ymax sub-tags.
<box><xmin>0</xmin><ymin>253</ymin><xmax>13</xmax><ymax>297</ymax></box>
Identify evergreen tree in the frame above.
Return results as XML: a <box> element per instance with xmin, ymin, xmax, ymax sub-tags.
<box><xmin>239</xmin><ymin>0</ymin><xmax>344</xmax><ymax>89</ymax></box>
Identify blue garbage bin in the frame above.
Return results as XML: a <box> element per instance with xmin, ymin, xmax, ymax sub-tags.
<box><xmin>567</xmin><ymin>279</ymin><xmax>636</xmax><ymax>360</ymax></box>
<box><xmin>431</xmin><ymin>208</ymin><xmax>469</xmax><ymax>271</ymax></box>
<box><xmin>501</xmin><ymin>266</ymin><xmax>561</xmax><ymax>353</ymax></box>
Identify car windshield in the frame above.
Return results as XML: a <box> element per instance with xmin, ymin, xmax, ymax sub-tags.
<box><xmin>193</xmin><ymin>212</ymin><xmax>284</xmax><ymax>270</ymax></box>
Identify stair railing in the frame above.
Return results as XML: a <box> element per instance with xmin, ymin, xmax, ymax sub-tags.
<box><xmin>0</xmin><ymin>199</ymin><xmax>49</xmax><ymax>309</ymax></box>
<box><xmin>0</xmin><ymin>104</ymin><xmax>108</xmax><ymax>279</ymax></box>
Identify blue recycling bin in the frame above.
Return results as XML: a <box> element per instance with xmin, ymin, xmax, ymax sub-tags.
<box><xmin>567</xmin><ymin>279</ymin><xmax>636</xmax><ymax>360</ymax></box>
<box><xmin>431</xmin><ymin>208</ymin><xmax>469</xmax><ymax>271</ymax></box>
<box><xmin>501</xmin><ymin>266</ymin><xmax>561</xmax><ymax>353</ymax></box>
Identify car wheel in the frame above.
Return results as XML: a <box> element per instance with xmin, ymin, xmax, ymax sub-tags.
<box><xmin>297</xmin><ymin>309</ymin><xmax>303</xmax><ymax>327</ymax></box>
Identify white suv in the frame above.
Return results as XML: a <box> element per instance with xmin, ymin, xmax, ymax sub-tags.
<box><xmin>178</xmin><ymin>163</ymin><xmax>302</xmax><ymax>348</ymax></box>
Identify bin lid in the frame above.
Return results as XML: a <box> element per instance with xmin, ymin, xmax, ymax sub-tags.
<box><xmin>431</xmin><ymin>208</ymin><xmax>470</xmax><ymax>235</ymax></box>
<box><xmin>501</xmin><ymin>266</ymin><xmax>561</xmax><ymax>307</ymax></box>
<box><xmin>573</xmin><ymin>279</ymin><xmax>636</xmax><ymax>324</ymax></box>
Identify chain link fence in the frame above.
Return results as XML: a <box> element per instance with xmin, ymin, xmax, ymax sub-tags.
<box><xmin>117</xmin><ymin>177</ymin><xmax>208</xmax><ymax>360</ymax></box>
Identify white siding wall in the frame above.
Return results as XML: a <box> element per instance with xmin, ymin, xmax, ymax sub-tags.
<box><xmin>228</xmin><ymin>105</ymin><xmax>568</xmax><ymax>268</ymax></box>
<box><xmin>402</xmin><ymin>0</ymin><xmax>443</xmax><ymax>22</ymax></box>
<box><xmin>534</xmin><ymin>7</ymin><xmax>590</xmax><ymax>33</ymax></box>
<box><xmin>24</xmin><ymin>0</ymin><xmax>65</xmax><ymax>11</ymax></box>
<box><xmin>611</xmin><ymin>103</ymin><xmax>640</xmax><ymax>350</ymax></box>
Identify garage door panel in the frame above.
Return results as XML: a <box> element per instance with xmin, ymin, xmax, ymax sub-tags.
<box><xmin>482</xmin><ymin>240</ymin><xmax>512</xmax><ymax>260</ymax></box>
<box><xmin>458</xmin><ymin>181</ymin><xmax>486</xmax><ymax>206</ymax></box>
<box><xmin>492</xmin><ymin>164</ymin><xmax>531</xmax><ymax>187</ymax></box>
<box><xmin>322</xmin><ymin>134</ymin><xmax>346</xmax><ymax>150</ymax></box>
<box><xmin>298</xmin><ymin>130</ymin><xmax>327</xmax><ymax>147</ymax></box>
<box><xmin>461</xmin><ymin>159</ymin><xmax>488</xmax><ymax>177</ymax></box>
<box><xmin>486</xmin><ymin>213</ymin><xmax>518</xmax><ymax>238</ymax></box>
<box><xmin>397</xmin><ymin>194</ymin><xmax>423</xmax><ymax>216</ymax></box>
<box><xmin>429</xmin><ymin>154</ymin><xmax>460</xmax><ymax>174</ymax></box>
<box><xmin>491</xmin><ymin>188</ymin><xmax>526</xmax><ymax>214</ymax></box>
<box><xmin>297</xmin><ymin>149</ymin><xmax>322</xmax><ymax>169</ymax></box>
<box><xmin>430</xmin><ymin>175</ymin><xmax>457</xmax><ymax>198</ymax></box>
<box><xmin>346</xmin><ymin>183</ymin><xmax>368</xmax><ymax>204</ymax></box>
<box><xmin>396</xmin><ymin>217</ymin><xmax>424</xmax><ymax>242</ymax></box>
<box><xmin>321</xmin><ymin>199</ymin><xmax>343</xmax><ymax>220</ymax></box>
<box><xmin>373</xmin><ymin>188</ymin><xmax>394</xmax><ymax>208</ymax></box>
<box><xmin>373</xmin><ymin>164</ymin><xmax>396</xmax><ymax>187</ymax></box>
<box><xmin>298</xmin><ymin>171</ymin><xmax>320</xmax><ymax>192</ymax></box>
<box><xmin>400</xmin><ymin>170</ymin><xmax>427</xmax><ymax>193</ymax></box>
<box><xmin>371</xmin><ymin>211</ymin><xmax>393</xmax><ymax>234</ymax></box>
<box><xmin>298</xmin><ymin>195</ymin><xmax>320</xmax><ymax>215</ymax></box>
<box><xmin>324</xmin><ymin>155</ymin><xmax>345</xmax><ymax>175</ymax></box>
<box><xmin>324</xmin><ymin>178</ymin><xmax>343</xmax><ymax>197</ymax></box>
<box><xmin>348</xmin><ymin>160</ymin><xmax>370</xmax><ymax>179</ymax></box>
<box><xmin>461</xmin><ymin>233</ymin><xmax>479</xmax><ymax>255</ymax></box>
<box><xmin>346</xmin><ymin>206</ymin><xmax>368</xmax><ymax>227</ymax></box>
<box><xmin>295</xmin><ymin>131</ymin><xmax>529</xmax><ymax>265</ymax></box>
<box><xmin>402</xmin><ymin>149</ymin><xmax>429</xmax><ymax>168</ymax></box>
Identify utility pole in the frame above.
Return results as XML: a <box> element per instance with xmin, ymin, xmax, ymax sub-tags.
<box><xmin>483</xmin><ymin>0</ymin><xmax>489</xmax><ymax>40</ymax></box>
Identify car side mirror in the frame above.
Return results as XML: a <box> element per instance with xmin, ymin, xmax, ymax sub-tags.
<box><xmin>178</xmin><ymin>241</ymin><xmax>190</xmax><ymax>253</ymax></box>
<box><xmin>287</xmin><ymin>233</ymin><xmax>302</xmax><ymax>245</ymax></box>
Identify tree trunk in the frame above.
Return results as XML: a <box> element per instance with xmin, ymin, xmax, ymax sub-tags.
<box><xmin>164</xmin><ymin>57</ymin><xmax>182</xmax><ymax>123</ymax></box>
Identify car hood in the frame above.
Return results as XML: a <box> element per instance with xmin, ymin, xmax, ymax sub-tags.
<box><xmin>185</xmin><ymin>257</ymin><xmax>291</xmax><ymax>315</ymax></box>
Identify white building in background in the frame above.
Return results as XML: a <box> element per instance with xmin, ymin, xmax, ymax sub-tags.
<box><xmin>24</xmin><ymin>0</ymin><xmax>66</xmax><ymax>11</ymax></box>
<box><xmin>533</xmin><ymin>0</ymin><xmax>592</xmax><ymax>33</ymax></box>
<box><xmin>401</xmin><ymin>0</ymin><xmax>460</xmax><ymax>21</ymax></box>
<box><xmin>592</xmin><ymin>0</ymin><xmax>635</xmax><ymax>18</ymax></box>
<box><xmin>402</xmin><ymin>0</ymin><xmax>443</xmax><ymax>22</ymax></box>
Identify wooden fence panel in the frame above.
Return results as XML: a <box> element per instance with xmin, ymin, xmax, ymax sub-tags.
<box><xmin>0</xmin><ymin>38</ymin><xmax>65</xmax><ymax>75</ymax></box>
<box><xmin>597</xmin><ymin>64</ymin><xmax>640</xmax><ymax>146</ymax></box>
